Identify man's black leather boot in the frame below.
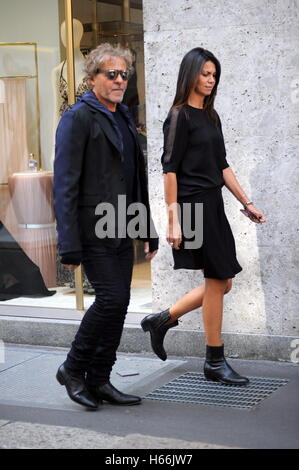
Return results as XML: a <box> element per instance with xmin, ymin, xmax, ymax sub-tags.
<box><xmin>87</xmin><ymin>381</ymin><xmax>141</xmax><ymax>405</ymax></box>
<box><xmin>56</xmin><ymin>363</ymin><xmax>99</xmax><ymax>409</ymax></box>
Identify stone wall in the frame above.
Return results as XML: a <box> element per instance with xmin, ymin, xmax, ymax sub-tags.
<box><xmin>143</xmin><ymin>0</ymin><xmax>299</xmax><ymax>355</ymax></box>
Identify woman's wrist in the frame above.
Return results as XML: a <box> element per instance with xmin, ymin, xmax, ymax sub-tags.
<box><xmin>239</xmin><ymin>193</ymin><xmax>253</xmax><ymax>207</ymax></box>
<box><xmin>168</xmin><ymin>217</ymin><xmax>180</xmax><ymax>226</ymax></box>
<box><xmin>167</xmin><ymin>202</ymin><xmax>180</xmax><ymax>224</ymax></box>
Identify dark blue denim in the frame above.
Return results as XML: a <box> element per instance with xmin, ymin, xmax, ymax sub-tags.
<box><xmin>65</xmin><ymin>237</ymin><xmax>134</xmax><ymax>386</ymax></box>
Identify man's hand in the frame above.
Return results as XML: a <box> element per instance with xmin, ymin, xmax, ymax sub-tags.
<box><xmin>144</xmin><ymin>242</ymin><xmax>158</xmax><ymax>261</ymax></box>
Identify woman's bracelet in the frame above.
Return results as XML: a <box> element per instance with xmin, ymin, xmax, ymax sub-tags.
<box><xmin>243</xmin><ymin>201</ymin><xmax>253</xmax><ymax>207</ymax></box>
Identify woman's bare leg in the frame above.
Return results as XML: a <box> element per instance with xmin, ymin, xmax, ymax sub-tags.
<box><xmin>201</xmin><ymin>278</ymin><xmax>249</xmax><ymax>385</ymax></box>
<box><xmin>168</xmin><ymin>278</ymin><xmax>232</xmax><ymax>323</ymax></box>
<box><xmin>202</xmin><ymin>278</ymin><xmax>228</xmax><ymax>346</ymax></box>
<box><xmin>168</xmin><ymin>285</ymin><xmax>205</xmax><ymax>319</ymax></box>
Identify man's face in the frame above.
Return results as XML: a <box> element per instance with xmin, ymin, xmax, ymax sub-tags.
<box><xmin>91</xmin><ymin>57</ymin><xmax>128</xmax><ymax>110</ymax></box>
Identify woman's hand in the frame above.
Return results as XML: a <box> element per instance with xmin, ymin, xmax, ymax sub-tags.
<box><xmin>222</xmin><ymin>167</ymin><xmax>266</xmax><ymax>224</ymax></box>
<box><xmin>167</xmin><ymin>220</ymin><xmax>182</xmax><ymax>250</ymax></box>
<box><xmin>242</xmin><ymin>205</ymin><xmax>266</xmax><ymax>223</ymax></box>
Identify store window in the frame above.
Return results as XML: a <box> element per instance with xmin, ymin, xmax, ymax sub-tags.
<box><xmin>0</xmin><ymin>0</ymin><xmax>151</xmax><ymax>315</ymax></box>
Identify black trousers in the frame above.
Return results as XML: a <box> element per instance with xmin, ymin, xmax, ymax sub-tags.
<box><xmin>65</xmin><ymin>237</ymin><xmax>134</xmax><ymax>386</ymax></box>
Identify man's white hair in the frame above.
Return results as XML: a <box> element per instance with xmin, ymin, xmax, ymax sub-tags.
<box><xmin>84</xmin><ymin>43</ymin><xmax>133</xmax><ymax>81</ymax></box>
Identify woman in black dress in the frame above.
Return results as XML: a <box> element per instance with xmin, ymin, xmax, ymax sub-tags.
<box><xmin>141</xmin><ymin>47</ymin><xmax>266</xmax><ymax>385</ymax></box>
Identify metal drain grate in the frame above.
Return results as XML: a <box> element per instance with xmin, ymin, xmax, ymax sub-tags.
<box><xmin>144</xmin><ymin>372</ymin><xmax>289</xmax><ymax>410</ymax></box>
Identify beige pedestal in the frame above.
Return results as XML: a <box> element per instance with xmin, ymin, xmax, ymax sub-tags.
<box><xmin>8</xmin><ymin>171</ymin><xmax>57</xmax><ymax>288</ymax></box>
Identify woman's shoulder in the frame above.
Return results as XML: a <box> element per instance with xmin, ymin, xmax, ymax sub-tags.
<box><xmin>166</xmin><ymin>104</ymin><xmax>187</xmax><ymax>118</ymax></box>
<box><xmin>213</xmin><ymin>108</ymin><xmax>222</xmax><ymax>122</ymax></box>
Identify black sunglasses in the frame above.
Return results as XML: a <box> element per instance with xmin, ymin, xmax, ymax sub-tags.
<box><xmin>95</xmin><ymin>69</ymin><xmax>129</xmax><ymax>81</ymax></box>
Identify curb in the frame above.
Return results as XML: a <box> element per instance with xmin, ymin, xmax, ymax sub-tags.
<box><xmin>0</xmin><ymin>315</ymin><xmax>297</xmax><ymax>362</ymax></box>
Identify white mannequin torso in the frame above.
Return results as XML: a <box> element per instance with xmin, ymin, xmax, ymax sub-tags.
<box><xmin>51</xmin><ymin>19</ymin><xmax>89</xmax><ymax>160</ymax></box>
<box><xmin>51</xmin><ymin>50</ymin><xmax>87</xmax><ymax>129</ymax></box>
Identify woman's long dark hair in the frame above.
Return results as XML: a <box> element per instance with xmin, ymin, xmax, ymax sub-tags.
<box><xmin>172</xmin><ymin>47</ymin><xmax>221</xmax><ymax>124</ymax></box>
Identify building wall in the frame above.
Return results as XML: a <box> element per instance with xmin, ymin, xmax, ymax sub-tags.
<box><xmin>143</xmin><ymin>1</ymin><xmax>299</xmax><ymax>347</ymax></box>
<box><xmin>0</xmin><ymin>0</ymin><xmax>60</xmax><ymax>171</ymax></box>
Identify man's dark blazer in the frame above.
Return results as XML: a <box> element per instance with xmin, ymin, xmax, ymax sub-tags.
<box><xmin>53</xmin><ymin>90</ymin><xmax>158</xmax><ymax>264</ymax></box>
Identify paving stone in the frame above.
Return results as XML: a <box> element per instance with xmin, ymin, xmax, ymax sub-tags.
<box><xmin>0</xmin><ymin>421</ymin><xmax>237</xmax><ymax>449</ymax></box>
<box><xmin>0</xmin><ymin>345</ymin><xmax>184</xmax><ymax>411</ymax></box>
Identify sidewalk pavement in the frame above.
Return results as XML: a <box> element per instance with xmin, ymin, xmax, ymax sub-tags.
<box><xmin>0</xmin><ymin>343</ymin><xmax>298</xmax><ymax>449</ymax></box>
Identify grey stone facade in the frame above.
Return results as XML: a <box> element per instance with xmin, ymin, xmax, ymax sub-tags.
<box><xmin>143</xmin><ymin>0</ymin><xmax>299</xmax><ymax>356</ymax></box>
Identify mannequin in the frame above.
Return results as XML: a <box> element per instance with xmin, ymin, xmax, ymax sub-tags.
<box><xmin>51</xmin><ymin>19</ymin><xmax>89</xmax><ymax>147</ymax></box>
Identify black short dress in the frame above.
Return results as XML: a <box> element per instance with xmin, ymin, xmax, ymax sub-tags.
<box><xmin>161</xmin><ymin>104</ymin><xmax>242</xmax><ymax>280</ymax></box>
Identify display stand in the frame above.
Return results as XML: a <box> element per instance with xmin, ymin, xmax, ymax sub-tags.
<box><xmin>8</xmin><ymin>171</ymin><xmax>56</xmax><ymax>288</ymax></box>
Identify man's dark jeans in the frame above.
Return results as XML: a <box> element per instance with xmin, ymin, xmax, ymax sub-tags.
<box><xmin>65</xmin><ymin>237</ymin><xmax>134</xmax><ymax>386</ymax></box>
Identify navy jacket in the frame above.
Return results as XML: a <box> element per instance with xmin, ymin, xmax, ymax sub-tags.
<box><xmin>53</xmin><ymin>90</ymin><xmax>158</xmax><ymax>264</ymax></box>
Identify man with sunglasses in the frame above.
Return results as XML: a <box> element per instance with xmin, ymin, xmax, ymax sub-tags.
<box><xmin>54</xmin><ymin>44</ymin><xmax>158</xmax><ymax>410</ymax></box>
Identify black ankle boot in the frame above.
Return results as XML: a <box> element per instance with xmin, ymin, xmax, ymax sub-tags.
<box><xmin>141</xmin><ymin>309</ymin><xmax>178</xmax><ymax>361</ymax></box>
<box><xmin>204</xmin><ymin>344</ymin><xmax>249</xmax><ymax>386</ymax></box>
<box><xmin>87</xmin><ymin>382</ymin><xmax>141</xmax><ymax>406</ymax></box>
<box><xmin>56</xmin><ymin>363</ymin><xmax>99</xmax><ymax>409</ymax></box>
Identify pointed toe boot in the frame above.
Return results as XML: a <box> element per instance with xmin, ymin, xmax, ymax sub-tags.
<box><xmin>56</xmin><ymin>363</ymin><xmax>99</xmax><ymax>409</ymax></box>
<box><xmin>204</xmin><ymin>345</ymin><xmax>250</xmax><ymax>386</ymax></box>
<box><xmin>87</xmin><ymin>382</ymin><xmax>141</xmax><ymax>406</ymax></box>
<box><xmin>141</xmin><ymin>309</ymin><xmax>178</xmax><ymax>361</ymax></box>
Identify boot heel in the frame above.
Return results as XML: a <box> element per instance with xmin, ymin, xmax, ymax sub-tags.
<box><xmin>204</xmin><ymin>371</ymin><xmax>219</xmax><ymax>382</ymax></box>
<box><xmin>56</xmin><ymin>369</ymin><xmax>65</xmax><ymax>386</ymax></box>
<box><xmin>204</xmin><ymin>344</ymin><xmax>250</xmax><ymax>386</ymax></box>
<box><xmin>141</xmin><ymin>319</ymin><xmax>149</xmax><ymax>332</ymax></box>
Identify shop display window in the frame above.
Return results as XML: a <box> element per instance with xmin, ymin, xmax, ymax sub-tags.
<box><xmin>0</xmin><ymin>0</ymin><xmax>151</xmax><ymax>316</ymax></box>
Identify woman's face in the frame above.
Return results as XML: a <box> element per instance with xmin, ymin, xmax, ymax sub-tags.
<box><xmin>193</xmin><ymin>60</ymin><xmax>217</xmax><ymax>98</ymax></box>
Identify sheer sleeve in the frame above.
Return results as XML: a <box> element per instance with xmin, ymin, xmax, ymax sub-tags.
<box><xmin>161</xmin><ymin>107</ymin><xmax>189</xmax><ymax>173</ymax></box>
